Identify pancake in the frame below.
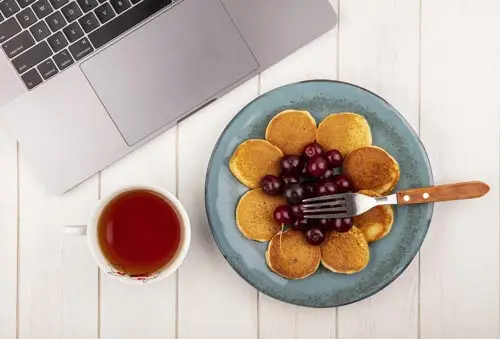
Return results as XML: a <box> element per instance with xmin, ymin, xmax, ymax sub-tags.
<box><xmin>236</xmin><ymin>189</ymin><xmax>286</xmax><ymax>242</ymax></box>
<box><xmin>354</xmin><ymin>190</ymin><xmax>394</xmax><ymax>243</ymax></box>
<box><xmin>229</xmin><ymin>139</ymin><xmax>283</xmax><ymax>189</ymax></box>
<box><xmin>320</xmin><ymin>227</ymin><xmax>369</xmax><ymax>274</ymax></box>
<box><xmin>342</xmin><ymin>146</ymin><xmax>400</xmax><ymax>195</ymax></box>
<box><xmin>266</xmin><ymin>229</ymin><xmax>321</xmax><ymax>279</ymax></box>
<box><xmin>265</xmin><ymin>110</ymin><xmax>317</xmax><ymax>155</ymax></box>
<box><xmin>316</xmin><ymin>112</ymin><xmax>372</xmax><ymax>156</ymax></box>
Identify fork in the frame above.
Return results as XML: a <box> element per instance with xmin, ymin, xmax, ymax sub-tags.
<box><xmin>301</xmin><ymin>181</ymin><xmax>490</xmax><ymax>219</ymax></box>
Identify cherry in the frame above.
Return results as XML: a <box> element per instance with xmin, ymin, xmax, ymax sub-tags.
<box><xmin>303</xmin><ymin>142</ymin><xmax>324</xmax><ymax>159</ymax></box>
<box><xmin>315</xmin><ymin>180</ymin><xmax>338</xmax><ymax>197</ymax></box>
<box><xmin>306</xmin><ymin>228</ymin><xmax>325</xmax><ymax>245</ymax></box>
<box><xmin>332</xmin><ymin>218</ymin><xmax>354</xmax><ymax>233</ymax></box>
<box><xmin>306</xmin><ymin>155</ymin><xmax>328</xmax><ymax>178</ymax></box>
<box><xmin>280</xmin><ymin>155</ymin><xmax>302</xmax><ymax>173</ymax></box>
<box><xmin>261</xmin><ymin>175</ymin><xmax>283</xmax><ymax>196</ymax></box>
<box><xmin>273</xmin><ymin>205</ymin><xmax>294</xmax><ymax>224</ymax></box>
<box><xmin>325</xmin><ymin>149</ymin><xmax>343</xmax><ymax>168</ymax></box>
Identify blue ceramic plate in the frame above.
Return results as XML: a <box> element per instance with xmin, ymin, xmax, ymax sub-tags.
<box><xmin>205</xmin><ymin>80</ymin><xmax>433</xmax><ymax>308</ymax></box>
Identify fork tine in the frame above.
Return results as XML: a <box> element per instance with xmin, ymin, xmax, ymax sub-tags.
<box><xmin>302</xmin><ymin>193</ymin><xmax>346</xmax><ymax>203</ymax></box>
<box><xmin>302</xmin><ymin>199</ymin><xmax>346</xmax><ymax>209</ymax></box>
<box><xmin>302</xmin><ymin>206</ymin><xmax>347</xmax><ymax>214</ymax></box>
<box><xmin>304</xmin><ymin>213</ymin><xmax>351</xmax><ymax>219</ymax></box>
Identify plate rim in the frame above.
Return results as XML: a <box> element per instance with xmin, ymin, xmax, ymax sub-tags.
<box><xmin>204</xmin><ymin>79</ymin><xmax>434</xmax><ymax>308</ymax></box>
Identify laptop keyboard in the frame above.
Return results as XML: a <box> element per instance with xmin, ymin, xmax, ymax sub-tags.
<box><xmin>0</xmin><ymin>0</ymin><xmax>174</xmax><ymax>90</ymax></box>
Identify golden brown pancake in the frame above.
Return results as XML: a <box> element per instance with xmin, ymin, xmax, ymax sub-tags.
<box><xmin>266</xmin><ymin>229</ymin><xmax>321</xmax><ymax>279</ymax></box>
<box><xmin>321</xmin><ymin>227</ymin><xmax>370</xmax><ymax>274</ymax></box>
<box><xmin>236</xmin><ymin>189</ymin><xmax>286</xmax><ymax>242</ymax></box>
<box><xmin>342</xmin><ymin>146</ymin><xmax>400</xmax><ymax>195</ymax></box>
<box><xmin>265</xmin><ymin>110</ymin><xmax>317</xmax><ymax>155</ymax></box>
<box><xmin>316</xmin><ymin>112</ymin><xmax>372</xmax><ymax>156</ymax></box>
<box><xmin>229</xmin><ymin>139</ymin><xmax>283</xmax><ymax>189</ymax></box>
<box><xmin>354</xmin><ymin>190</ymin><xmax>394</xmax><ymax>243</ymax></box>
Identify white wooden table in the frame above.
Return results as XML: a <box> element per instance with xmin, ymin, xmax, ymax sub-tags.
<box><xmin>1</xmin><ymin>0</ymin><xmax>499</xmax><ymax>338</ymax></box>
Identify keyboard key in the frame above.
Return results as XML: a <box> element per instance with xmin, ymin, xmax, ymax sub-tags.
<box><xmin>45</xmin><ymin>10</ymin><xmax>66</xmax><ymax>31</ymax></box>
<box><xmin>16</xmin><ymin>7</ymin><xmax>36</xmax><ymax>28</ymax></box>
<box><xmin>37</xmin><ymin>58</ymin><xmax>57</xmax><ymax>79</ymax></box>
<box><xmin>21</xmin><ymin>68</ymin><xmax>42</xmax><ymax>88</ymax></box>
<box><xmin>109</xmin><ymin>0</ymin><xmax>129</xmax><ymax>14</ymax></box>
<box><xmin>0</xmin><ymin>17</ymin><xmax>21</xmax><ymax>43</ymax></box>
<box><xmin>61</xmin><ymin>1</ymin><xmax>81</xmax><ymax>21</ymax></box>
<box><xmin>0</xmin><ymin>0</ymin><xmax>20</xmax><ymax>17</ymax></box>
<box><xmin>78</xmin><ymin>11</ymin><xmax>98</xmax><ymax>32</ymax></box>
<box><xmin>47</xmin><ymin>30</ymin><xmax>67</xmax><ymax>51</ymax></box>
<box><xmin>29</xmin><ymin>20</ymin><xmax>50</xmax><ymax>40</ymax></box>
<box><xmin>2</xmin><ymin>30</ymin><xmax>34</xmax><ymax>58</ymax></box>
<box><xmin>48</xmin><ymin>0</ymin><xmax>68</xmax><ymax>9</ymax></box>
<box><xmin>68</xmin><ymin>36</ymin><xmax>91</xmax><ymax>60</ymax></box>
<box><xmin>12</xmin><ymin>40</ymin><xmax>52</xmax><ymax>73</ymax></box>
<box><xmin>89</xmin><ymin>0</ymin><xmax>172</xmax><ymax>49</ymax></box>
<box><xmin>16</xmin><ymin>0</ymin><xmax>36</xmax><ymax>8</ymax></box>
<box><xmin>52</xmin><ymin>48</ymin><xmax>72</xmax><ymax>69</ymax></box>
<box><xmin>32</xmin><ymin>0</ymin><xmax>53</xmax><ymax>18</ymax></box>
<box><xmin>76</xmin><ymin>0</ymin><xmax>96</xmax><ymax>12</ymax></box>
<box><xmin>94</xmin><ymin>2</ymin><xmax>114</xmax><ymax>24</ymax></box>
<box><xmin>97</xmin><ymin>0</ymin><xmax>105</xmax><ymax>3</ymax></box>
<box><xmin>62</xmin><ymin>21</ymin><xmax>82</xmax><ymax>42</ymax></box>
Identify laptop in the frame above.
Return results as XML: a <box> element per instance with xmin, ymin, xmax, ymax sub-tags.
<box><xmin>0</xmin><ymin>0</ymin><xmax>337</xmax><ymax>193</ymax></box>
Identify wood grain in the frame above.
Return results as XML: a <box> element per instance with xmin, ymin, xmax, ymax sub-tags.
<box><xmin>258</xmin><ymin>1</ymin><xmax>339</xmax><ymax>337</ymax></box>
<box><xmin>99</xmin><ymin>130</ymin><xmax>177</xmax><ymax>339</ymax></box>
<box><xmin>420</xmin><ymin>0</ymin><xmax>500</xmax><ymax>337</ymax></box>
<box><xmin>337</xmin><ymin>0</ymin><xmax>420</xmax><ymax>338</ymax></box>
<box><xmin>0</xmin><ymin>126</ymin><xmax>17</xmax><ymax>339</ymax></box>
<box><xmin>397</xmin><ymin>181</ymin><xmax>490</xmax><ymax>205</ymax></box>
<box><xmin>177</xmin><ymin>79</ymin><xmax>260</xmax><ymax>339</ymax></box>
<box><xmin>18</xmin><ymin>156</ymin><xmax>98</xmax><ymax>339</ymax></box>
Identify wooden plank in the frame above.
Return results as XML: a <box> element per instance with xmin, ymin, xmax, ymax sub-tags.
<box><xmin>99</xmin><ymin>130</ymin><xmax>177</xmax><ymax>339</ymax></box>
<box><xmin>258</xmin><ymin>2</ymin><xmax>339</xmax><ymax>338</ymax></box>
<box><xmin>177</xmin><ymin>78</ymin><xmax>259</xmax><ymax>339</ymax></box>
<box><xmin>0</xmin><ymin>126</ymin><xmax>18</xmax><ymax>339</ymax></box>
<box><xmin>420</xmin><ymin>0</ymin><xmax>500</xmax><ymax>337</ymax></box>
<box><xmin>18</xmin><ymin>157</ymin><xmax>98</xmax><ymax>339</ymax></box>
<box><xmin>336</xmin><ymin>1</ymin><xmax>421</xmax><ymax>338</ymax></box>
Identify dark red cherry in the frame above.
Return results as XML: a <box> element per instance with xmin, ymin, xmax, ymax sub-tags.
<box><xmin>302</xmin><ymin>182</ymin><xmax>316</xmax><ymax>199</ymax></box>
<box><xmin>282</xmin><ymin>184</ymin><xmax>305</xmax><ymax>203</ymax></box>
<box><xmin>273</xmin><ymin>205</ymin><xmax>294</xmax><ymax>224</ymax></box>
<box><xmin>332</xmin><ymin>218</ymin><xmax>354</xmax><ymax>233</ymax></box>
<box><xmin>325</xmin><ymin>149</ymin><xmax>343</xmax><ymax>168</ymax></box>
<box><xmin>281</xmin><ymin>173</ymin><xmax>300</xmax><ymax>185</ymax></box>
<box><xmin>315</xmin><ymin>180</ymin><xmax>338</xmax><ymax>197</ymax></box>
<box><xmin>306</xmin><ymin>155</ymin><xmax>328</xmax><ymax>178</ymax></box>
<box><xmin>335</xmin><ymin>175</ymin><xmax>352</xmax><ymax>193</ymax></box>
<box><xmin>306</xmin><ymin>228</ymin><xmax>325</xmax><ymax>245</ymax></box>
<box><xmin>316</xmin><ymin>218</ymin><xmax>335</xmax><ymax>230</ymax></box>
<box><xmin>280</xmin><ymin>155</ymin><xmax>302</xmax><ymax>173</ymax></box>
<box><xmin>261</xmin><ymin>175</ymin><xmax>283</xmax><ymax>196</ymax></box>
<box><xmin>322</xmin><ymin>168</ymin><xmax>335</xmax><ymax>180</ymax></box>
<box><xmin>292</xmin><ymin>216</ymin><xmax>310</xmax><ymax>232</ymax></box>
<box><xmin>289</xmin><ymin>204</ymin><xmax>305</xmax><ymax>218</ymax></box>
<box><xmin>303</xmin><ymin>143</ymin><xmax>324</xmax><ymax>159</ymax></box>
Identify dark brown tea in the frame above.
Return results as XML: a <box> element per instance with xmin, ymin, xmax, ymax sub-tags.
<box><xmin>98</xmin><ymin>189</ymin><xmax>181</xmax><ymax>276</ymax></box>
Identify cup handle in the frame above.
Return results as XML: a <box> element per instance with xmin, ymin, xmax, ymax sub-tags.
<box><xmin>62</xmin><ymin>225</ymin><xmax>87</xmax><ymax>236</ymax></box>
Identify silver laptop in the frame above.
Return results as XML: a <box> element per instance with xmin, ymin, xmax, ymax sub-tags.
<box><xmin>0</xmin><ymin>0</ymin><xmax>336</xmax><ymax>193</ymax></box>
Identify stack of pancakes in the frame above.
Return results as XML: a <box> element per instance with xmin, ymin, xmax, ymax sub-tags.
<box><xmin>229</xmin><ymin>110</ymin><xmax>400</xmax><ymax>279</ymax></box>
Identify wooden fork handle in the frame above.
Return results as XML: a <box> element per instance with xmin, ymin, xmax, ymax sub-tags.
<box><xmin>396</xmin><ymin>181</ymin><xmax>490</xmax><ymax>205</ymax></box>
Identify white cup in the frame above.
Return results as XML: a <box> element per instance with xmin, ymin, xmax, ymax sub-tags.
<box><xmin>63</xmin><ymin>184</ymin><xmax>191</xmax><ymax>285</ymax></box>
